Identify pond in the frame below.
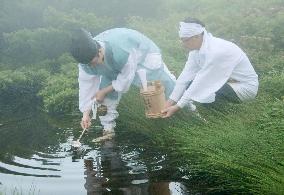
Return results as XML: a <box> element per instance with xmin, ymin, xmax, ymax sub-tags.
<box><xmin>0</xmin><ymin>110</ymin><xmax>197</xmax><ymax>195</ymax></box>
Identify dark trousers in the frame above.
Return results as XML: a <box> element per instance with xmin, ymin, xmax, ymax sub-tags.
<box><xmin>215</xmin><ymin>83</ymin><xmax>241</xmax><ymax>103</ymax></box>
<box><xmin>201</xmin><ymin>83</ymin><xmax>241</xmax><ymax>113</ymax></box>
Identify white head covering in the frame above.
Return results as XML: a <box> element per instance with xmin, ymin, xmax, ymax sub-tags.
<box><xmin>179</xmin><ymin>22</ymin><xmax>205</xmax><ymax>38</ymax></box>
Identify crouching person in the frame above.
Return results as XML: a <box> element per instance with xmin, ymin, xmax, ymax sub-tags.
<box><xmin>70</xmin><ymin>28</ymin><xmax>176</xmax><ymax>142</ymax></box>
<box><xmin>162</xmin><ymin>17</ymin><xmax>259</xmax><ymax>118</ymax></box>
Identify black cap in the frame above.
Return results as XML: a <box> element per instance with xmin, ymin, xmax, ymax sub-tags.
<box><xmin>70</xmin><ymin>28</ymin><xmax>99</xmax><ymax>64</ymax></box>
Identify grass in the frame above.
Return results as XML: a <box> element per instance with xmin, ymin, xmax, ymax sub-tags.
<box><xmin>117</xmin><ymin>86</ymin><xmax>284</xmax><ymax>194</ymax></box>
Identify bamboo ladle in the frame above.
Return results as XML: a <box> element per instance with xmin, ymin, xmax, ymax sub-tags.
<box><xmin>71</xmin><ymin>128</ymin><xmax>87</xmax><ymax>149</ymax></box>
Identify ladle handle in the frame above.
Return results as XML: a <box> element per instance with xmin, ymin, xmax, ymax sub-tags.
<box><xmin>77</xmin><ymin>128</ymin><xmax>87</xmax><ymax>142</ymax></box>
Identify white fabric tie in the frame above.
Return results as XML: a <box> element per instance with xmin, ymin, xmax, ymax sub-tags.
<box><xmin>91</xmin><ymin>98</ymin><xmax>101</xmax><ymax>120</ymax></box>
<box><xmin>179</xmin><ymin>22</ymin><xmax>205</xmax><ymax>38</ymax></box>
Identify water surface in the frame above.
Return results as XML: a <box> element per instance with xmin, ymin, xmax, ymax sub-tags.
<box><xmin>0</xmin><ymin>111</ymin><xmax>191</xmax><ymax>195</ymax></box>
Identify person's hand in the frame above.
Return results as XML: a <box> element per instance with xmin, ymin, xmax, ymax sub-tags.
<box><xmin>95</xmin><ymin>89</ymin><xmax>107</xmax><ymax>103</ymax></box>
<box><xmin>95</xmin><ymin>85</ymin><xmax>114</xmax><ymax>103</ymax></box>
<box><xmin>164</xmin><ymin>99</ymin><xmax>176</xmax><ymax>109</ymax></box>
<box><xmin>81</xmin><ymin>111</ymin><xmax>91</xmax><ymax>129</ymax></box>
<box><xmin>161</xmin><ymin>105</ymin><xmax>180</xmax><ymax>118</ymax></box>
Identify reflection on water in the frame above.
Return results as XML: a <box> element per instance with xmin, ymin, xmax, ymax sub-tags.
<box><xmin>0</xmin><ymin>111</ymin><xmax>190</xmax><ymax>194</ymax></box>
<box><xmin>82</xmin><ymin>139</ymin><xmax>189</xmax><ymax>194</ymax></box>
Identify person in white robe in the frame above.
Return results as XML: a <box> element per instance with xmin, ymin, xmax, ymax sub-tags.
<box><xmin>162</xmin><ymin>17</ymin><xmax>258</xmax><ymax>118</ymax></box>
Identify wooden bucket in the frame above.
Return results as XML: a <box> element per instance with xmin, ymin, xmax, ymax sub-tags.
<box><xmin>140</xmin><ymin>81</ymin><xmax>166</xmax><ymax>118</ymax></box>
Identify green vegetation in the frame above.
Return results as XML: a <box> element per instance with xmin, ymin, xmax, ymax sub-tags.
<box><xmin>117</xmin><ymin>87</ymin><xmax>284</xmax><ymax>194</ymax></box>
<box><xmin>0</xmin><ymin>0</ymin><xmax>283</xmax><ymax>194</ymax></box>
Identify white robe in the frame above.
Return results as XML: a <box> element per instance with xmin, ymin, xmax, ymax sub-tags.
<box><xmin>170</xmin><ymin>31</ymin><xmax>259</xmax><ymax>108</ymax></box>
<box><xmin>78</xmin><ymin>51</ymin><xmax>165</xmax><ymax>113</ymax></box>
<box><xmin>78</xmin><ymin>44</ymin><xmax>175</xmax><ymax>129</ymax></box>
<box><xmin>78</xmin><ymin>43</ymin><xmax>140</xmax><ymax>130</ymax></box>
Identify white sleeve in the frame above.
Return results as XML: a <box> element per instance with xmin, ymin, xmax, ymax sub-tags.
<box><xmin>112</xmin><ymin>50</ymin><xmax>138</xmax><ymax>93</ymax></box>
<box><xmin>169</xmin><ymin>52</ymin><xmax>200</xmax><ymax>102</ymax></box>
<box><xmin>177</xmin><ymin>48</ymin><xmax>242</xmax><ymax>107</ymax></box>
<box><xmin>78</xmin><ymin>64</ymin><xmax>101</xmax><ymax>112</ymax></box>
